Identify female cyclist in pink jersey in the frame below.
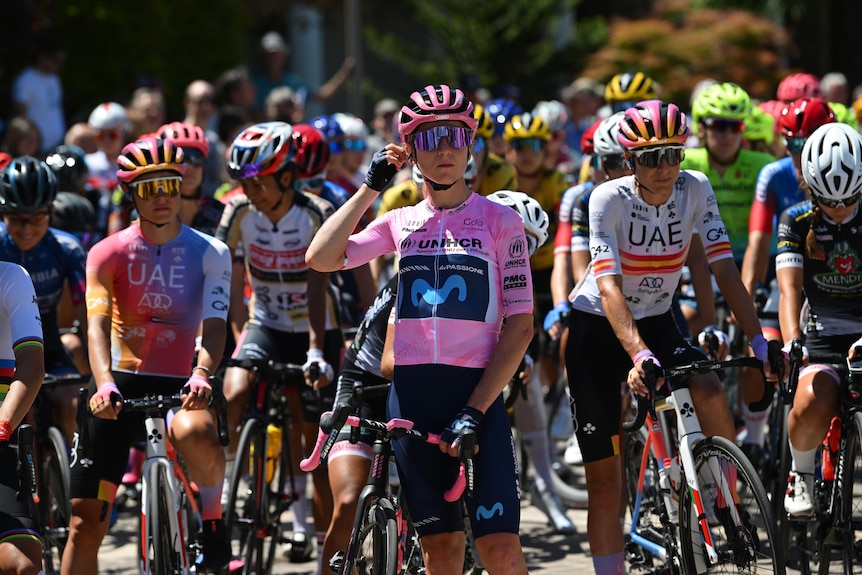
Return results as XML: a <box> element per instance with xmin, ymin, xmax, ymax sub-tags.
<box><xmin>62</xmin><ymin>137</ymin><xmax>233</xmax><ymax>573</ymax></box>
<box><xmin>308</xmin><ymin>85</ymin><xmax>533</xmax><ymax>575</ymax></box>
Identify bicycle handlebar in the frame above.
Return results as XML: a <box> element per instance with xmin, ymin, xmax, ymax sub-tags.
<box><xmin>41</xmin><ymin>372</ymin><xmax>90</xmax><ymax>389</ymax></box>
<box><xmin>623</xmin><ymin>340</ymin><xmax>783</xmax><ymax>432</ymax></box>
<box><xmin>300</xmin><ymin>407</ymin><xmax>472</xmax><ymax>502</ymax></box>
<box><xmin>224</xmin><ymin>357</ymin><xmax>318</xmax><ymax>382</ymax></box>
<box><xmin>8</xmin><ymin>425</ymin><xmax>36</xmax><ymax>502</ymax></box>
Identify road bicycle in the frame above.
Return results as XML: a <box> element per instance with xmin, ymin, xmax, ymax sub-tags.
<box><xmin>222</xmin><ymin>357</ymin><xmax>315</xmax><ymax>574</ymax></box>
<box><xmin>622</xmin><ymin>351</ymin><xmax>785</xmax><ymax>575</ymax></box>
<box><xmin>781</xmin><ymin>343</ymin><xmax>862</xmax><ymax>575</ymax></box>
<box><xmin>36</xmin><ymin>371</ymin><xmax>90</xmax><ymax>574</ymax></box>
<box><xmin>77</xmin><ymin>384</ymin><xmax>230</xmax><ymax>574</ymax></box>
<box><xmin>301</xmin><ymin>404</ymin><xmax>471</xmax><ymax>575</ymax></box>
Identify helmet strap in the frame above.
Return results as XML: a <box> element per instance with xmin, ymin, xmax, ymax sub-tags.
<box><xmin>423</xmin><ymin>175</ymin><xmax>457</xmax><ymax>191</ymax></box>
<box><xmin>131</xmin><ymin>195</ymin><xmax>170</xmax><ymax>229</ymax></box>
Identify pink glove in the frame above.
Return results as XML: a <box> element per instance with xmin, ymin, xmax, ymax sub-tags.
<box><xmin>90</xmin><ymin>382</ymin><xmax>123</xmax><ymax>419</ymax></box>
<box><xmin>182</xmin><ymin>374</ymin><xmax>212</xmax><ymax>410</ymax></box>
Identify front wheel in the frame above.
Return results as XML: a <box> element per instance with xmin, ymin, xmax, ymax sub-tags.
<box><xmin>342</xmin><ymin>498</ymin><xmax>398</xmax><ymax>575</ymax></box>
<box><xmin>832</xmin><ymin>411</ymin><xmax>862</xmax><ymax>575</ymax></box>
<box><xmin>40</xmin><ymin>427</ymin><xmax>71</xmax><ymax>575</ymax></box>
<box><xmin>679</xmin><ymin>436</ymin><xmax>784</xmax><ymax>575</ymax></box>
<box><xmin>142</xmin><ymin>465</ymin><xmax>181</xmax><ymax>574</ymax></box>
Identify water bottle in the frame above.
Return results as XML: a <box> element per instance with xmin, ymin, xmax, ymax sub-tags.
<box><xmin>266</xmin><ymin>424</ymin><xmax>282</xmax><ymax>484</ymax></box>
<box><xmin>821</xmin><ymin>416</ymin><xmax>841</xmax><ymax>482</ymax></box>
<box><xmin>659</xmin><ymin>459</ymin><xmax>679</xmax><ymax>523</ymax></box>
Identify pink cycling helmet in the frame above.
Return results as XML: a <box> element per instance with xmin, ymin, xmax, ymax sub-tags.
<box><xmin>776</xmin><ymin>72</ymin><xmax>821</xmax><ymax>102</ymax></box>
<box><xmin>616</xmin><ymin>100</ymin><xmax>689</xmax><ymax>150</ymax></box>
<box><xmin>116</xmin><ymin>137</ymin><xmax>186</xmax><ymax>184</ymax></box>
<box><xmin>157</xmin><ymin>121</ymin><xmax>209</xmax><ymax>156</ymax></box>
<box><xmin>398</xmin><ymin>85</ymin><xmax>478</xmax><ymax>138</ymax></box>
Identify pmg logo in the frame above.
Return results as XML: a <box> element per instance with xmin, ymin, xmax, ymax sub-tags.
<box><xmin>475</xmin><ymin>503</ymin><xmax>504</xmax><ymax>521</ymax></box>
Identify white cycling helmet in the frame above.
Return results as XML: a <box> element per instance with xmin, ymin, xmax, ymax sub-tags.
<box><xmin>593</xmin><ymin>112</ymin><xmax>626</xmax><ymax>157</ymax></box>
<box><xmin>332</xmin><ymin>112</ymin><xmax>369</xmax><ymax>138</ymax></box>
<box><xmin>801</xmin><ymin>123</ymin><xmax>862</xmax><ymax>205</ymax></box>
<box><xmin>531</xmin><ymin>100</ymin><xmax>569</xmax><ymax>134</ymax></box>
<box><xmin>88</xmin><ymin>102</ymin><xmax>130</xmax><ymax>132</ymax></box>
<box><xmin>486</xmin><ymin>190</ymin><xmax>549</xmax><ymax>256</ymax></box>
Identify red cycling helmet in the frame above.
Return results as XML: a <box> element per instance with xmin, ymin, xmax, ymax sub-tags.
<box><xmin>398</xmin><ymin>85</ymin><xmax>478</xmax><ymax>138</ymax></box>
<box><xmin>581</xmin><ymin>119</ymin><xmax>602</xmax><ymax>156</ymax></box>
<box><xmin>292</xmin><ymin>124</ymin><xmax>330</xmax><ymax>179</ymax></box>
<box><xmin>116</xmin><ymin>137</ymin><xmax>186</xmax><ymax>184</ymax></box>
<box><xmin>778</xmin><ymin>98</ymin><xmax>836</xmax><ymax>139</ymax></box>
<box><xmin>776</xmin><ymin>73</ymin><xmax>821</xmax><ymax>102</ymax></box>
<box><xmin>157</xmin><ymin>121</ymin><xmax>209</xmax><ymax>156</ymax></box>
<box><xmin>0</xmin><ymin>152</ymin><xmax>12</xmax><ymax>172</ymax></box>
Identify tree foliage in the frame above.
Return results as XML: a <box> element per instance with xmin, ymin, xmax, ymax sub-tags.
<box><xmin>362</xmin><ymin>0</ymin><xmax>605</xmax><ymax>106</ymax></box>
<box><xmin>581</xmin><ymin>0</ymin><xmax>789</xmax><ymax>106</ymax></box>
<box><xmin>48</xmin><ymin>1</ymin><xmax>248</xmax><ymax>119</ymax></box>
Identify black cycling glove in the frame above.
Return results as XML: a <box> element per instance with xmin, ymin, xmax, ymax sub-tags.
<box><xmin>364</xmin><ymin>149</ymin><xmax>398</xmax><ymax>191</ymax></box>
<box><xmin>440</xmin><ymin>406</ymin><xmax>484</xmax><ymax>446</ymax></box>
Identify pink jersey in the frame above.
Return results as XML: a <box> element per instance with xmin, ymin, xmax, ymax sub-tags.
<box><xmin>85</xmin><ymin>224</ymin><xmax>231</xmax><ymax>377</ymax></box>
<box><xmin>344</xmin><ymin>193</ymin><xmax>533</xmax><ymax>368</ymax></box>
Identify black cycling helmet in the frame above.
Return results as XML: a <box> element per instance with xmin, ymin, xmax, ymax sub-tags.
<box><xmin>44</xmin><ymin>145</ymin><xmax>90</xmax><ymax>192</ymax></box>
<box><xmin>0</xmin><ymin>156</ymin><xmax>58</xmax><ymax>213</ymax></box>
<box><xmin>52</xmin><ymin>191</ymin><xmax>96</xmax><ymax>235</ymax></box>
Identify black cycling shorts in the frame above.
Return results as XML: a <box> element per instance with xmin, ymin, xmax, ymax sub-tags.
<box><xmin>232</xmin><ymin>323</ymin><xmax>343</xmax><ymax>423</ymax></box>
<box><xmin>69</xmin><ymin>373</ymin><xmax>182</xmax><ymax>502</ymax></box>
<box><xmin>387</xmin><ymin>364</ymin><xmax>520</xmax><ymax>539</ymax></box>
<box><xmin>0</xmin><ymin>438</ymin><xmax>40</xmax><ymax>544</ymax></box>
<box><xmin>333</xmin><ymin>365</ymin><xmax>389</xmax><ymax>448</ymax></box>
<box><xmin>565</xmin><ymin>309</ymin><xmax>706</xmax><ymax>463</ymax></box>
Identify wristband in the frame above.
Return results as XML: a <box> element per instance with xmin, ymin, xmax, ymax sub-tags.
<box><xmin>0</xmin><ymin>419</ymin><xmax>11</xmax><ymax>443</ymax></box>
<box><xmin>632</xmin><ymin>349</ymin><xmax>654</xmax><ymax>365</ymax></box>
<box><xmin>98</xmin><ymin>381</ymin><xmax>121</xmax><ymax>396</ymax></box>
<box><xmin>307</xmin><ymin>348</ymin><xmax>324</xmax><ymax>361</ymax></box>
<box><xmin>192</xmin><ymin>365</ymin><xmax>211</xmax><ymax>375</ymax></box>
<box><xmin>749</xmin><ymin>334</ymin><xmax>769</xmax><ymax>363</ymax></box>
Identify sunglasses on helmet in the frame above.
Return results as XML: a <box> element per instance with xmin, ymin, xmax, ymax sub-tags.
<box><xmin>631</xmin><ymin>147</ymin><xmax>685</xmax><ymax>168</ymax></box>
<box><xmin>703</xmin><ymin>118</ymin><xmax>745</xmax><ymax>134</ymax></box>
<box><xmin>129</xmin><ymin>176</ymin><xmax>183</xmax><ymax>200</ymax></box>
<box><xmin>412</xmin><ymin>126</ymin><xmax>472</xmax><ymax>152</ymax></box>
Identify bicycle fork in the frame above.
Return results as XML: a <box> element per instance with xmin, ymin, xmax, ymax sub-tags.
<box><xmin>139</xmin><ymin>416</ymin><xmax>189</xmax><ymax>574</ymax></box>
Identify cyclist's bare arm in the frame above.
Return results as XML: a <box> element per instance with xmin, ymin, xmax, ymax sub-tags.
<box><xmin>688</xmin><ymin>232</ymin><xmax>717</xmax><ymax>327</ymax></box>
<box><xmin>550</xmin><ymin>251</ymin><xmax>573</xmax><ymax>307</ymax></box>
<box><xmin>465</xmin><ymin>313</ymin><xmax>534</xmax><ymax>414</ymax></box>
<box><xmin>740</xmin><ymin>229</ymin><xmax>770</xmax><ymax>296</ymax></box>
<box><xmin>197</xmin><ymin>317</ymin><xmax>226</xmax><ymax>375</ymax></box>
<box><xmin>776</xmin><ymin>264</ymin><xmax>805</xmax><ymax>342</ymax></box>
<box><xmin>710</xmin><ymin>258</ymin><xmax>763</xmax><ymax>342</ymax></box>
<box><xmin>572</xmin><ymin>249</ymin><xmax>590</xmax><ymax>286</ymax></box>
<box><xmin>1</xmin><ymin>345</ymin><xmax>44</xmax><ymax>429</ymax></box>
<box><xmin>228</xmin><ymin>260</ymin><xmax>247</xmax><ymax>343</ymax></box>
<box><xmin>307</xmin><ymin>268</ymin><xmax>332</xmax><ymax>387</ymax></box>
<box><xmin>597</xmin><ymin>274</ymin><xmax>646</xmax><ymax>359</ymax></box>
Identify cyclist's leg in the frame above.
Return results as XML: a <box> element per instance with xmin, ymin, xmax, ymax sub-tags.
<box><xmin>223</xmin><ymin>324</ymin><xmax>268</xmax><ymax>452</ymax></box>
<box><xmin>0</xmin><ymin>445</ymin><xmax>43</xmax><ymax>574</ymax></box>
<box><xmin>565</xmin><ymin>309</ymin><xmax>630</xmax><ymax>571</ymax></box>
<box><xmin>738</xmin><ymin>321</ymin><xmax>781</xmax><ymax>462</ymax></box>
<box><xmin>43</xmin><ymin>350</ymin><xmax>82</xmax><ymax>445</ymax></box>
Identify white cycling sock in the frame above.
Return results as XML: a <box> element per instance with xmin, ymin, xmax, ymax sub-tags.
<box><xmin>789</xmin><ymin>442</ymin><xmax>817</xmax><ymax>475</ymax></box>
<box><xmin>520</xmin><ymin>430</ymin><xmax>552</xmax><ymax>493</ymax></box>
<box><xmin>288</xmin><ymin>474</ymin><xmax>309</xmax><ymax>535</ymax></box>
<box><xmin>741</xmin><ymin>401</ymin><xmax>770</xmax><ymax>446</ymax></box>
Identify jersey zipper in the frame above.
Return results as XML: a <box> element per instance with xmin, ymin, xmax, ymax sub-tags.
<box><xmin>431</xmin><ymin>210</ymin><xmax>446</xmax><ymax>364</ymax></box>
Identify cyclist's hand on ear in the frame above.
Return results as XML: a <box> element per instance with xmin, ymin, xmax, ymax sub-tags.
<box><xmin>364</xmin><ymin>144</ymin><xmax>408</xmax><ymax>191</ymax></box>
<box><xmin>440</xmin><ymin>406</ymin><xmax>483</xmax><ymax>458</ymax></box>
<box><xmin>90</xmin><ymin>382</ymin><xmax>123</xmax><ymax>420</ymax></box>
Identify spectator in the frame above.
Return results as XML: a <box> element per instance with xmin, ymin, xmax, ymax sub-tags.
<box><xmin>1</xmin><ymin>116</ymin><xmax>41</xmax><ymax>157</ymax></box>
<box><xmin>253</xmin><ymin>31</ymin><xmax>355</xmax><ymax>111</ymax></box>
<box><xmin>365</xmin><ymin>98</ymin><xmax>399</xmax><ymax>152</ymax></box>
<box><xmin>560</xmin><ymin>77</ymin><xmax>604</xmax><ymax>165</ymax></box>
<box><xmin>821</xmin><ymin>71</ymin><xmax>849</xmax><ymax>106</ymax></box>
<box><xmin>215</xmin><ymin>66</ymin><xmax>260</xmax><ymax>123</ymax></box>
<box><xmin>128</xmin><ymin>87</ymin><xmax>167</xmax><ymax>140</ymax></box>
<box><xmin>85</xmin><ymin>102</ymin><xmax>131</xmax><ymax>193</ymax></box>
<box><xmin>264</xmin><ymin>86</ymin><xmax>302</xmax><ymax>123</ymax></box>
<box><xmin>183</xmin><ymin>79</ymin><xmax>228</xmax><ymax>199</ymax></box>
<box><xmin>11</xmin><ymin>35</ymin><xmax>66</xmax><ymax>153</ymax></box>
<box><xmin>64</xmin><ymin>122</ymin><xmax>98</xmax><ymax>155</ymax></box>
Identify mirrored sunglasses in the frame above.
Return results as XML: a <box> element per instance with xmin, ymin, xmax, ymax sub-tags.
<box><xmin>814</xmin><ymin>193</ymin><xmax>861</xmax><ymax>209</ymax></box>
<box><xmin>413</xmin><ymin>126</ymin><xmax>472</xmax><ymax>151</ymax></box>
<box><xmin>785</xmin><ymin>137</ymin><xmax>807</xmax><ymax>155</ymax></box>
<box><xmin>183</xmin><ymin>149</ymin><xmax>206</xmax><ymax>166</ymax></box>
<box><xmin>703</xmin><ymin>118</ymin><xmax>745</xmax><ymax>134</ymax></box>
<box><xmin>342</xmin><ymin>139</ymin><xmax>367</xmax><ymax>152</ymax></box>
<box><xmin>602</xmin><ymin>154</ymin><xmax>628</xmax><ymax>171</ymax></box>
<box><xmin>632</xmin><ymin>147</ymin><xmax>685</xmax><ymax>168</ymax></box>
<box><xmin>97</xmin><ymin>129</ymin><xmax>123</xmax><ymax>141</ymax></box>
<box><xmin>295</xmin><ymin>177</ymin><xmax>325</xmax><ymax>191</ymax></box>
<box><xmin>510</xmin><ymin>138</ymin><xmax>544</xmax><ymax>152</ymax></box>
<box><xmin>4</xmin><ymin>211</ymin><xmax>50</xmax><ymax>226</ymax></box>
<box><xmin>129</xmin><ymin>176</ymin><xmax>183</xmax><ymax>200</ymax></box>
<box><xmin>473</xmin><ymin>136</ymin><xmax>486</xmax><ymax>155</ymax></box>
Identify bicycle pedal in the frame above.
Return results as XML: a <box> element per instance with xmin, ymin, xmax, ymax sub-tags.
<box><xmin>329</xmin><ymin>550</ymin><xmax>345</xmax><ymax>575</ymax></box>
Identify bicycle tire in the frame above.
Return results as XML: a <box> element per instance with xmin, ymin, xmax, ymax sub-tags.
<box><xmin>225</xmin><ymin>417</ymin><xmax>279</xmax><ymax>575</ymax></box>
<box><xmin>143</xmin><ymin>465</ymin><xmax>180</xmax><ymax>575</ymax></box>
<box><xmin>342</xmin><ymin>498</ymin><xmax>398</xmax><ymax>575</ymax></box>
<box><xmin>678</xmin><ymin>436</ymin><xmax>784</xmax><ymax>575</ymax></box>
<box><xmin>833</xmin><ymin>411</ymin><xmax>862</xmax><ymax>575</ymax></box>
<box><xmin>40</xmin><ymin>426</ymin><xmax>71</xmax><ymax>575</ymax></box>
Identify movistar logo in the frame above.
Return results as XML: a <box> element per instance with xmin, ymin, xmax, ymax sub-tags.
<box><xmin>475</xmin><ymin>502</ymin><xmax>504</xmax><ymax>520</ymax></box>
<box><xmin>411</xmin><ymin>276</ymin><xmax>467</xmax><ymax>306</ymax></box>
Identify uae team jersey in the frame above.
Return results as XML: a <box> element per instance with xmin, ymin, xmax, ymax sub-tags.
<box><xmin>343</xmin><ymin>192</ymin><xmax>533</xmax><ymax>368</ymax></box>
<box><xmin>572</xmin><ymin>171</ymin><xmax>733</xmax><ymax>319</ymax></box>
<box><xmin>85</xmin><ymin>224</ymin><xmax>231</xmax><ymax>377</ymax></box>
<box><xmin>0</xmin><ymin>262</ymin><xmax>43</xmax><ymax>393</ymax></box>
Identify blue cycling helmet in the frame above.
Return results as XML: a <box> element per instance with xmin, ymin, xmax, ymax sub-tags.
<box><xmin>485</xmin><ymin>98</ymin><xmax>523</xmax><ymax>136</ymax></box>
<box><xmin>310</xmin><ymin>115</ymin><xmax>345</xmax><ymax>154</ymax></box>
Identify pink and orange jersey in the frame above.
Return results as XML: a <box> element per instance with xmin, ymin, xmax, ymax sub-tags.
<box><xmin>85</xmin><ymin>224</ymin><xmax>231</xmax><ymax>377</ymax></box>
<box><xmin>572</xmin><ymin>171</ymin><xmax>732</xmax><ymax>319</ymax></box>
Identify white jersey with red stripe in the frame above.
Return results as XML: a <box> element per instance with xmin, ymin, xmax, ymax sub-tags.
<box><xmin>343</xmin><ymin>192</ymin><xmax>534</xmax><ymax>369</ymax></box>
<box><xmin>571</xmin><ymin>171</ymin><xmax>733</xmax><ymax>319</ymax></box>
